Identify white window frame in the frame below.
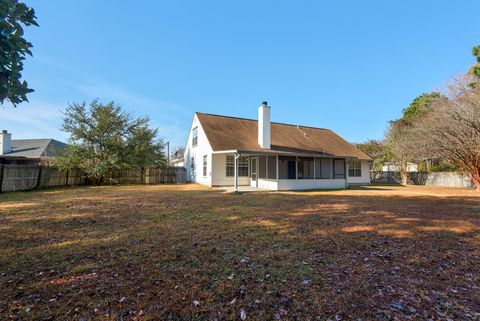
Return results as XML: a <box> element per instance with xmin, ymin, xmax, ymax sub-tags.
<box><xmin>202</xmin><ymin>155</ymin><xmax>207</xmax><ymax>177</ymax></box>
<box><xmin>192</xmin><ymin>126</ymin><xmax>198</xmax><ymax>147</ymax></box>
<box><xmin>191</xmin><ymin>157</ymin><xmax>195</xmax><ymax>176</ymax></box>
<box><xmin>348</xmin><ymin>161</ymin><xmax>362</xmax><ymax>177</ymax></box>
<box><xmin>226</xmin><ymin>155</ymin><xmax>248</xmax><ymax>177</ymax></box>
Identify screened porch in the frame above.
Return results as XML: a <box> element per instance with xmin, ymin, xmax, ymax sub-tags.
<box><xmin>221</xmin><ymin>153</ymin><xmax>349</xmax><ymax>191</ymax></box>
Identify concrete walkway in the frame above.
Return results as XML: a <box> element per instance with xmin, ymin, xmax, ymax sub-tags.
<box><xmin>214</xmin><ymin>186</ymin><xmax>272</xmax><ymax>193</ymax></box>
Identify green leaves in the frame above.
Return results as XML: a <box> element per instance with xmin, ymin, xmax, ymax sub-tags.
<box><xmin>56</xmin><ymin>100</ymin><xmax>167</xmax><ymax>182</ymax></box>
<box><xmin>401</xmin><ymin>92</ymin><xmax>441</xmax><ymax>121</ymax></box>
<box><xmin>0</xmin><ymin>0</ymin><xmax>38</xmax><ymax>106</ymax></box>
<box><xmin>472</xmin><ymin>45</ymin><xmax>480</xmax><ymax>81</ymax></box>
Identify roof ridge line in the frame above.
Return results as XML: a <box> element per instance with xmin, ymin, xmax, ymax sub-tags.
<box><xmin>196</xmin><ymin>112</ymin><xmax>329</xmax><ymax>131</ymax></box>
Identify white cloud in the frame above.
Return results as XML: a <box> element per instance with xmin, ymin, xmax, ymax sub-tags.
<box><xmin>1</xmin><ymin>57</ymin><xmax>192</xmax><ymax>147</ymax></box>
<box><xmin>0</xmin><ymin>100</ymin><xmax>68</xmax><ymax>141</ymax></box>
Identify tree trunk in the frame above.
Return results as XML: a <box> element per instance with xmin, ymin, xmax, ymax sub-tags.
<box><xmin>464</xmin><ymin>164</ymin><xmax>480</xmax><ymax>191</ymax></box>
<box><xmin>466</xmin><ymin>160</ymin><xmax>480</xmax><ymax>191</ymax></box>
<box><xmin>400</xmin><ymin>161</ymin><xmax>408</xmax><ymax>185</ymax></box>
<box><xmin>470</xmin><ymin>173</ymin><xmax>480</xmax><ymax>191</ymax></box>
<box><xmin>400</xmin><ymin>171</ymin><xmax>408</xmax><ymax>185</ymax></box>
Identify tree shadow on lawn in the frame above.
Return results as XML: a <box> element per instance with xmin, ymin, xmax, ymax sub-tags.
<box><xmin>0</xmin><ymin>186</ymin><xmax>479</xmax><ymax>320</ymax></box>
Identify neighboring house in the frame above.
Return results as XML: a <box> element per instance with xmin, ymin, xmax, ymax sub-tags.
<box><xmin>170</xmin><ymin>158</ymin><xmax>184</xmax><ymax>167</ymax></box>
<box><xmin>0</xmin><ymin>130</ymin><xmax>67</xmax><ymax>165</ymax></box>
<box><xmin>381</xmin><ymin>162</ymin><xmax>418</xmax><ymax>172</ymax></box>
<box><xmin>184</xmin><ymin>102</ymin><xmax>371</xmax><ymax>191</ymax></box>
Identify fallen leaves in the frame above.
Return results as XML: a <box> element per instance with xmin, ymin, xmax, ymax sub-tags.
<box><xmin>0</xmin><ymin>184</ymin><xmax>479</xmax><ymax>320</ymax></box>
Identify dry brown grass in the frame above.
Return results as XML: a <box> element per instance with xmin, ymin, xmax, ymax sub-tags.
<box><xmin>0</xmin><ymin>184</ymin><xmax>479</xmax><ymax>320</ymax></box>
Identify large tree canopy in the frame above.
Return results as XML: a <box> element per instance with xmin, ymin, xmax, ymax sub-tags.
<box><xmin>414</xmin><ymin>76</ymin><xmax>480</xmax><ymax>190</ymax></box>
<box><xmin>0</xmin><ymin>0</ymin><xmax>38</xmax><ymax>106</ymax></box>
<box><xmin>472</xmin><ymin>45</ymin><xmax>480</xmax><ymax>79</ymax></box>
<box><xmin>401</xmin><ymin>92</ymin><xmax>441</xmax><ymax>120</ymax></box>
<box><xmin>56</xmin><ymin>100</ymin><xmax>166</xmax><ymax>182</ymax></box>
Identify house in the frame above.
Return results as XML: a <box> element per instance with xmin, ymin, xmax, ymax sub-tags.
<box><xmin>184</xmin><ymin>102</ymin><xmax>371</xmax><ymax>191</ymax></box>
<box><xmin>170</xmin><ymin>158</ymin><xmax>185</xmax><ymax>167</ymax></box>
<box><xmin>0</xmin><ymin>130</ymin><xmax>67</xmax><ymax>165</ymax></box>
<box><xmin>381</xmin><ymin>162</ymin><xmax>418</xmax><ymax>172</ymax></box>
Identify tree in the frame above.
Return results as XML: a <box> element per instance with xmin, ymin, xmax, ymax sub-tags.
<box><xmin>386</xmin><ymin>92</ymin><xmax>443</xmax><ymax>184</ymax></box>
<box><xmin>472</xmin><ymin>45</ymin><xmax>480</xmax><ymax>79</ymax></box>
<box><xmin>386</xmin><ymin>119</ymin><xmax>415</xmax><ymax>185</ymax></box>
<box><xmin>401</xmin><ymin>92</ymin><xmax>441</xmax><ymax>120</ymax></box>
<box><xmin>354</xmin><ymin>139</ymin><xmax>387</xmax><ymax>171</ymax></box>
<box><xmin>171</xmin><ymin>146</ymin><xmax>185</xmax><ymax>160</ymax></box>
<box><xmin>415</xmin><ymin>76</ymin><xmax>480</xmax><ymax>190</ymax></box>
<box><xmin>56</xmin><ymin>100</ymin><xmax>166</xmax><ymax>183</ymax></box>
<box><xmin>0</xmin><ymin>0</ymin><xmax>38</xmax><ymax>106</ymax></box>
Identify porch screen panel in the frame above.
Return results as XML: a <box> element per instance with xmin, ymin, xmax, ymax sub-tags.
<box><xmin>259</xmin><ymin>156</ymin><xmax>266</xmax><ymax>179</ymax></box>
<box><xmin>298</xmin><ymin>157</ymin><xmax>314</xmax><ymax>179</ymax></box>
<box><xmin>267</xmin><ymin>156</ymin><xmax>277</xmax><ymax>179</ymax></box>
<box><xmin>319</xmin><ymin>158</ymin><xmax>331</xmax><ymax>179</ymax></box>
<box><xmin>315</xmin><ymin>158</ymin><xmax>321</xmax><ymax>179</ymax></box>
<box><xmin>278</xmin><ymin>156</ymin><xmax>296</xmax><ymax>179</ymax></box>
<box><xmin>334</xmin><ymin>159</ymin><xmax>345</xmax><ymax>179</ymax></box>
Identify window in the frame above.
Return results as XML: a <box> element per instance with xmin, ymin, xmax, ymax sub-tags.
<box><xmin>348</xmin><ymin>161</ymin><xmax>362</xmax><ymax>177</ymax></box>
<box><xmin>192</xmin><ymin>127</ymin><xmax>198</xmax><ymax>147</ymax></box>
<box><xmin>226</xmin><ymin>155</ymin><xmax>249</xmax><ymax>177</ymax></box>
<box><xmin>203</xmin><ymin>155</ymin><xmax>207</xmax><ymax>177</ymax></box>
<box><xmin>333</xmin><ymin>159</ymin><xmax>345</xmax><ymax>179</ymax></box>
<box><xmin>315</xmin><ymin>158</ymin><xmax>331</xmax><ymax>179</ymax></box>
<box><xmin>191</xmin><ymin>157</ymin><xmax>195</xmax><ymax>176</ymax></box>
<box><xmin>238</xmin><ymin>157</ymin><xmax>248</xmax><ymax>176</ymax></box>
<box><xmin>267</xmin><ymin>156</ymin><xmax>277</xmax><ymax>179</ymax></box>
<box><xmin>298</xmin><ymin>157</ymin><xmax>314</xmax><ymax>179</ymax></box>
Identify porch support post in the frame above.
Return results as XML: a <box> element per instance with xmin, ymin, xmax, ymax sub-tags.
<box><xmin>344</xmin><ymin>158</ymin><xmax>348</xmax><ymax>188</ymax></box>
<box><xmin>234</xmin><ymin>153</ymin><xmax>240</xmax><ymax>193</ymax></box>
<box><xmin>295</xmin><ymin>156</ymin><xmax>298</xmax><ymax>180</ymax></box>
<box><xmin>276</xmin><ymin>155</ymin><xmax>279</xmax><ymax>180</ymax></box>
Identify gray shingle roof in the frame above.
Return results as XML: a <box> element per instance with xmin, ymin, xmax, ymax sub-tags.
<box><xmin>3</xmin><ymin>139</ymin><xmax>67</xmax><ymax>159</ymax></box>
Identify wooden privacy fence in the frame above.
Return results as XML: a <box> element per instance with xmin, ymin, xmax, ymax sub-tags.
<box><xmin>0</xmin><ymin>165</ymin><xmax>187</xmax><ymax>193</ymax></box>
<box><xmin>111</xmin><ymin>167</ymin><xmax>187</xmax><ymax>185</ymax></box>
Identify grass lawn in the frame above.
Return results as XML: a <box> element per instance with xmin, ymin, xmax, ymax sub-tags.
<box><xmin>0</xmin><ymin>184</ymin><xmax>479</xmax><ymax>320</ymax></box>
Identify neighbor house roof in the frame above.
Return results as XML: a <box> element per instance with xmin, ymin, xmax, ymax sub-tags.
<box><xmin>196</xmin><ymin>113</ymin><xmax>371</xmax><ymax>160</ymax></box>
<box><xmin>2</xmin><ymin>139</ymin><xmax>67</xmax><ymax>159</ymax></box>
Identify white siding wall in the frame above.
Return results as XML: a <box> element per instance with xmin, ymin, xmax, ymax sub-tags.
<box><xmin>211</xmin><ymin>153</ymin><xmax>250</xmax><ymax>186</ymax></box>
<box><xmin>257</xmin><ymin>178</ymin><xmax>278</xmax><ymax>190</ymax></box>
<box><xmin>184</xmin><ymin>114</ymin><xmax>213</xmax><ymax>186</ymax></box>
<box><xmin>277</xmin><ymin>179</ymin><xmax>346</xmax><ymax>190</ymax></box>
<box><xmin>347</xmin><ymin>160</ymin><xmax>371</xmax><ymax>185</ymax></box>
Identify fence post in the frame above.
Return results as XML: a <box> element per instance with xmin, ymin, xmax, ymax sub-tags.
<box><xmin>65</xmin><ymin>169</ymin><xmax>69</xmax><ymax>186</ymax></box>
<box><xmin>36</xmin><ymin>166</ymin><xmax>42</xmax><ymax>189</ymax></box>
<box><xmin>0</xmin><ymin>165</ymin><xmax>4</xmax><ymax>193</ymax></box>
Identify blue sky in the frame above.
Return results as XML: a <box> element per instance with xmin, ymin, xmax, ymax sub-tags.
<box><xmin>1</xmin><ymin>1</ymin><xmax>479</xmax><ymax>149</ymax></box>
